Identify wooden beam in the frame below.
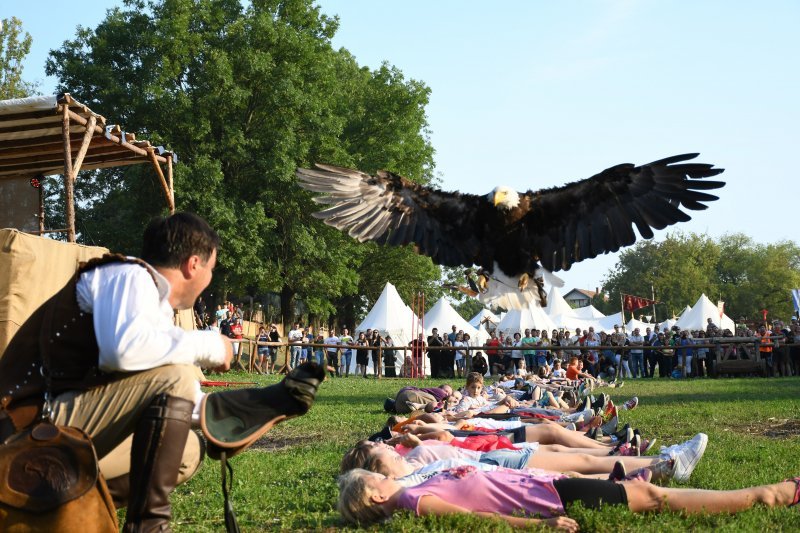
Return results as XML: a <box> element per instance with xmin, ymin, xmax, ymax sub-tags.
<box><xmin>61</xmin><ymin>104</ymin><xmax>76</xmax><ymax>243</ymax></box>
<box><xmin>0</xmin><ymin>136</ymin><xmax>119</xmax><ymax>159</ymax></box>
<box><xmin>0</xmin><ymin>145</ymin><xmax>135</xmax><ymax>167</ymax></box>
<box><xmin>71</xmin><ymin>115</ymin><xmax>96</xmax><ymax>177</ymax></box>
<box><xmin>0</xmin><ymin>132</ymin><xmax>91</xmax><ymax>150</ymax></box>
<box><xmin>147</xmin><ymin>147</ymin><xmax>174</xmax><ymax>213</ymax></box>
<box><xmin>0</xmin><ymin>108</ymin><xmax>59</xmax><ymax>123</ymax></box>
<box><xmin>0</xmin><ymin>117</ymin><xmax>65</xmax><ymax>135</ymax></box>
<box><xmin>0</xmin><ymin>152</ymin><xmax>150</xmax><ymax>175</ymax></box>
<box><xmin>167</xmin><ymin>153</ymin><xmax>174</xmax><ymax>213</ymax></box>
<box><xmin>66</xmin><ymin>108</ymin><xmax>168</xmax><ymax>164</ymax></box>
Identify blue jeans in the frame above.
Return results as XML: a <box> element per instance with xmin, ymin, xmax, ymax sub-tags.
<box><xmin>290</xmin><ymin>345</ymin><xmax>302</xmax><ymax>367</ymax></box>
<box><xmin>630</xmin><ymin>353</ymin><xmax>644</xmax><ymax>377</ymax></box>
<box><xmin>343</xmin><ymin>350</ymin><xmax>353</xmax><ymax>374</ymax></box>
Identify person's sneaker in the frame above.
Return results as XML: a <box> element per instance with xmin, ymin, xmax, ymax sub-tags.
<box><xmin>582</xmin><ymin>396</ymin><xmax>592</xmax><ymax>412</ymax></box>
<box><xmin>622</xmin><ymin>396</ymin><xmax>639</xmax><ymax>411</ymax></box>
<box><xmin>608</xmin><ymin>460</ymin><xmax>627</xmax><ymax>481</ymax></box>
<box><xmin>641</xmin><ymin>438</ymin><xmax>658</xmax><ymax>455</ymax></box>
<box><xmin>613</xmin><ymin>381</ymin><xmax>625</xmax><ymax>388</ymax></box>
<box><xmin>666</xmin><ymin>433</ymin><xmax>708</xmax><ymax>482</ymax></box>
<box><xmin>630</xmin><ymin>434</ymin><xmax>642</xmax><ymax>456</ymax></box>
<box><xmin>647</xmin><ymin>459</ymin><xmax>676</xmax><ymax>483</ymax></box>
<box><xmin>623</xmin><ymin>426</ymin><xmax>635</xmax><ymax>444</ymax></box>
<box><xmin>602</xmin><ymin>401</ymin><xmax>617</xmax><ymax>421</ymax></box>
<box><xmin>591</xmin><ymin>393</ymin><xmax>609</xmax><ymax>411</ymax></box>
<box><xmin>624</xmin><ymin>467</ymin><xmax>654</xmax><ymax>483</ymax></box>
<box><xmin>600</xmin><ymin>415</ymin><xmax>618</xmax><ymax>435</ymax></box>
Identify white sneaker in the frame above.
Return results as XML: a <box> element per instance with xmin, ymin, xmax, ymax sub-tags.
<box><xmin>668</xmin><ymin>433</ymin><xmax>708</xmax><ymax>482</ymax></box>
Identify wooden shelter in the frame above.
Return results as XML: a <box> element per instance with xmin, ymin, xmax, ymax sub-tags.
<box><xmin>0</xmin><ymin>93</ymin><xmax>176</xmax><ymax>241</ymax></box>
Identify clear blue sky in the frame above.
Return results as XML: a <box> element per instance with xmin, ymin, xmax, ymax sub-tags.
<box><xmin>7</xmin><ymin>1</ymin><xmax>799</xmax><ymax>293</ymax></box>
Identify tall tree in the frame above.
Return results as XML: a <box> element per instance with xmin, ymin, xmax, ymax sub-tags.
<box><xmin>46</xmin><ymin>0</ymin><xmax>437</xmax><ymax>325</ymax></box>
<box><xmin>0</xmin><ymin>17</ymin><xmax>35</xmax><ymax>98</ymax></box>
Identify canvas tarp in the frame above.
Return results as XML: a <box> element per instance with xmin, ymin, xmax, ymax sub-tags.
<box><xmin>573</xmin><ymin>304</ymin><xmax>606</xmax><ymax>320</ymax></box>
<box><xmin>469</xmin><ymin>308</ymin><xmax>500</xmax><ymax>329</ymax></box>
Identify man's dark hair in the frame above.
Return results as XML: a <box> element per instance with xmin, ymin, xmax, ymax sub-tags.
<box><xmin>141</xmin><ymin>212</ymin><xmax>220</xmax><ymax>268</ymax></box>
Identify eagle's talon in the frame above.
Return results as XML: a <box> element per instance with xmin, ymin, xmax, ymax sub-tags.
<box><xmin>518</xmin><ymin>273</ymin><xmax>529</xmax><ymax>292</ymax></box>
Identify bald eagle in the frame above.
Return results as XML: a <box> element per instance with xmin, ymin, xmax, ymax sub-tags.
<box><xmin>296</xmin><ymin>153</ymin><xmax>724</xmax><ymax>297</ymax></box>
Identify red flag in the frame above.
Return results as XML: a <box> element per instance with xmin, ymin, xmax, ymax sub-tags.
<box><xmin>623</xmin><ymin>293</ymin><xmax>657</xmax><ymax>312</ymax></box>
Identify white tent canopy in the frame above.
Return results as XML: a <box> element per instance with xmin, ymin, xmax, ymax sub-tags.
<box><xmin>573</xmin><ymin>304</ymin><xmax>606</xmax><ymax>320</ymax></box>
<box><xmin>424</xmin><ymin>297</ymin><xmax>480</xmax><ymax>340</ymax></box>
<box><xmin>675</xmin><ymin>294</ymin><xmax>736</xmax><ymax>332</ymax></box>
<box><xmin>354</xmin><ymin>282</ymin><xmax>419</xmax><ymax>374</ymax></box>
<box><xmin>625</xmin><ymin>318</ymin><xmax>650</xmax><ymax>333</ymax></box>
<box><xmin>497</xmin><ymin>304</ymin><xmax>557</xmax><ymax>336</ymax></box>
<box><xmin>545</xmin><ymin>286</ymin><xmax>576</xmax><ymax>319</ymax></box>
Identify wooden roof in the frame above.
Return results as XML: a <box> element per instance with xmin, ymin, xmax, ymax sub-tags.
<box><xmin>0</xmin><ymin>93</ymin><xmax>177</xmax><ymax>240</ymax></box>
<box><xmin>0</xmin><ymin>93</ymin><xmax>175</xmax><ymax>177</ymax></box>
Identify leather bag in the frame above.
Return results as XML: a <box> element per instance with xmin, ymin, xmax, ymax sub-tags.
<box><xmin>0</xmin><ymin>422</ymin><xmax>118</xmax><ymax>533</ymax></box>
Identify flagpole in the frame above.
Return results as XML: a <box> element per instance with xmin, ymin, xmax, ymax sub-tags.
<box><xmin>620</xmin><ymin>293</ymin><xmax>626</xmax><ymax>332</ymax></box>
<box><xmin>651</xmin><ymin>285</ymin><xmax>657</xmax><ymax>325</ymax></box>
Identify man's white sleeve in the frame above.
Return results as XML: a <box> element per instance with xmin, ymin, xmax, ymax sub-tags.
<box><xmin>78</xmin><ymin>265</ymin><xmax>226</xmax><ymax>372</ymax></box>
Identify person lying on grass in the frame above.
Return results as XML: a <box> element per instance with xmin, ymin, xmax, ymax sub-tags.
<box><xmin>338</xmin><ymin>462</ymin><xmax>800</xmax><ymax>529</ymax></box>
<box><xmin>341</xmin><ymin>432</ymin><xmax>705</xmax><ymax>484</ymax></box>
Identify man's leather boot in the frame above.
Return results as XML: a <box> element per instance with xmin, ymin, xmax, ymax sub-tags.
<box><xmin>123</xmin><ymin>394</ymin><xmax>193</xmax><ymax>533</ymax></box>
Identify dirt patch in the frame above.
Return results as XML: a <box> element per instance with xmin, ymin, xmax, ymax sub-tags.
<box><xmin>249</xmin><ymin>433</ymin><xmax>322</xmax><ymax>451</ymax></box>
<box><xmin>762</xmin><ymin>419</ymin><xmax>800</xmax><ymax>438</ymax></box>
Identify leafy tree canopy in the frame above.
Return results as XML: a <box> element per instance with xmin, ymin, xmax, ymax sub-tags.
<box><xmin>0</xmin><ymin>17</ymin><xmax>36</xmax><ymax>98</ymax></box>
<box><xmin>598</xmin><ymin>232</ymin><xmax>800</xmax><ymax>322</ymax></box>
<box><xmin>45</xmin><ymin>0</ymin><xmax>436</xmax><ymax>325</ymax></box>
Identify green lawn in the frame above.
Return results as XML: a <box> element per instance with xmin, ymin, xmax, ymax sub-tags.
<box><xmin>165</xmin><ymin>374</ymin><xmax>800</xmax><ymax>532</ymax></box>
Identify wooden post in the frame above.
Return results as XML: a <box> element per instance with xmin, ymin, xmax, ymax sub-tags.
<box><xmin>147</xmin><ymin>148</ymin><xmax>175</xmax><ymax>213</ymax></box>
<box><xmin>166</xmin><ymin>153</ymin><xmax>175</xmax><ymax>214</ymax></box>
<box><xmin>61</xmin><ymin>104</ymin><xmax>76</xmax><ymax>242</ymax></box>
<box><xmin>38</xmin><ymin>183</ymin><xmax>44</xmax><ymax>234</ymax></box>
<box><xmin>72</xmin><ymin>115</ymin><xmax>96</xmax><ymax>176</ymax></box>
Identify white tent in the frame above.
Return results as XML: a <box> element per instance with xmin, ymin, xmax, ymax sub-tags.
<box><xmin>474</xmin><ymin>323</ymin><xmax>491</xmax><ymax>348</ymax></box>
<box><xmin>354</xmin><ymin>282</ymin><xmax>419</xmax><ymax>375</ymax></box>
<box><xmin>598</xmin><ymin>312</ymin><xmax>624</xmax><ymax>333</ymax></box>
<box><xmin>625</xmin><ymin>318</ymin><xmax>650</xmax><ymax>333</ymax></box>
<box><xmin>573</xmin><ymin>304</ymin><xmax>606</xmax><ymax>320</ymax></box>
<box><xmin>678</xmin><ymin>305</ymin><xmax>692</xmax><ymax>320</ymax></box>
<box><xmin>424</xmin><ymin>297</ymin><xmax>480</xmax><ymax>340</ymax></box>
<box><xmin>545</xmin><ymin>286</ymin><xmax>576</xmax><ymax>319</ymax></box>
<box><xmin>497</xmin><ymin>304</ymin><xmax>557</xmax><ymax>336</ymax></box>
<box><xmin>675</xmin><ymin>294</ymin><xmax>736</xmax><ymax>332</ymax></box>
<box><xmin>469</xmin><ymin>308</ymin><xmax>500</xmax><ymax>329</ymax></box>
<box><xmin>658</xmin><ymin>318</ymin><xmax>678</xmax><ymax>332</ymax></box>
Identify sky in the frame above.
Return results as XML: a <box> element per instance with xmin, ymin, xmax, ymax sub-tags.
<box><xmin>7</xmin><ymin>1</ymin><xmax>800</xmax><ymax>294</ymax></box>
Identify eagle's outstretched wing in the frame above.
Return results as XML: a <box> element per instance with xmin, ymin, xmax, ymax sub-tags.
<box><xmin>296</xmin><ymin>164</ymin><xmax>493</xmax><ymax>267</ymax></box>
<box><xmin>526</xmin><ymin>153</ymin><xmax>724</xmax><ymax>271</ymax></box>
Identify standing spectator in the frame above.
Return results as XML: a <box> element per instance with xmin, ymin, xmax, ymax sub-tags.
<box><xmin>791</xmin><ymin>318</ymin><xmax>800</xmax><ymax>375</ymax></box>
<box><xmin>382</xmin><ymin>334</ymin><xmax>397</xmax><ymax>378</ymax></box>
<box><xmin>214</xmin><ymin>304</ymin><xmax>226</xmax><ymax>328</ymax></box>
<box><xmin>520</xmin><ymin>329</ymin><xmax>536</xmax><ymax>372</ymax></box>
<box><xmin>485</xmin><ymin>330</ymin><xmax>502</xmax><ymax>375</ymax></box>
<box><xmin>427</xmin><ymin>328</ymin><xmax>446</xmax><ymax>378</ymax></box>
<box><xmin>584</xmin><ymin>331</ymin><xmax>599</xmax><ymax>376</ymax></box>
<box><xmin>302</xmin><ymin>327</ymin><xmax>314</xmax><ymax>364</ymax></box>
<box><xmin>256</xmin><ymin>325</ymin><xmax>270</xmax><ymax>374</ymax></box>
<box><xmin>219</xmin><ymin>311</ymin><xmax>233</xmax><ymax>338</ymax></box>
<box><xmin>453</xmin><ymin>332</ymin><xmax>468</xmax><ymax>378</ymax></box>
<box><xmin>409</xmin><ymin>333</ymin><xmax>426</xmax><ymax>376</ymax></box>
<box><xmin>643</xmin><ymin>327</ymin><xmax>657</xmax><ymax>377</ymax></box>
<box><xmin>510</xmin><ymin>332</ymin><xmax>524</xmax><ymax>375</ymax></box>
<box><xmin>339</xmin><ymin>327</ymin><xmax>354</xmax><ymax>377</ymax></box>
<box><xmin>628</xmin><ymin>328</ymin><xmax>645</xmax><ymax>378</ymax></box>
<box><xmin>314</xmin><ymin>332</ymin><xmax>326</xmax><ymax>366</ymax></box>
<box><xmin>288</xmin><ymin>322</ymin><xmax>304</xmax><ymax>370</ymax></box>
<box><xmin>267</xmin><ymin>323</ymin><xmax>280</xmax><ymax>374</ymax></box>
<box><xmin>324</xmin><ymin>328</ymin><xmax>340</xmax><ymax>378</ymax></box>
<box><xmin>500</xmin><ymin>335</ymin><xmax>515</xmax><ymax>374</ymax></box>
<box><xmin>536</xmin><ymin>330</ymin><xmax>549</xmax><ymax>369</ymax></box>
<box><xmin>772</xmin><ymin>322</ymin><xmax>788</xmax><ymax>376</ymax></box>
<box><xmin>230</xmin><ymin>317</ymin><xmax>244</xmax><ymax>363</ymax></box>
<box><xmin>447</xmin><ymin>325</ymin><xmax>458</xmax><ymax>346</ymax></box>
<box><xmin>370</xmin><ymin>330</ymin><xmax>384</xmax><ymax>378</ymax></box>
<box><xmin>193</xmin><ymin>296</ymin><xmax>207</xmax><ymax>328</ymax></box>
<box><xmin>677</xmin><ymin>330</ymin><xmax>694</xmax><ymax>378</ymax></box>
<box><xmin>757</xmin><ymin>325</ymin><xmax>773</xmax><ymax>374</ymax></box>
<box><xmin>651</xmin><ymin>331</ymin><xmax>667</xmax><ymax>377</ymax></box>
<box><xmin>355</xmin><ymin>332</ymin><xmax>370</xmax><ymax>378</ymax></box>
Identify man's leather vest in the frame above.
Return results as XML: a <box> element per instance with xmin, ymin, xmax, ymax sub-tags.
<box><xmin>0</xmin><ymin>254</ymin><xmax>154</xmax><ymax>441</ymax></box>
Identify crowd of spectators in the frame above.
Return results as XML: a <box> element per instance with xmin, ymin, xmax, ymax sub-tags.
<box><xmin>193</xmin><ymin>299</ymin><xmax>800</xmax><ymax>379</ymax></box>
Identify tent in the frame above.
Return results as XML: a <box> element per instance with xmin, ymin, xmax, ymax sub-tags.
<box><xmin>354</xmin><ymin>282</ymin><xmax>419</xmax><ymax>374</ymax></box>
<box><xmin>573</xmin><ymin>305</ymin><xmax>606</xmax><ymax>320</ymax></box>
<box><xmin>598</xmin><ymin>312</ymin><xmax>624</xmax><ymax>333</ymax></box>
<box><xmin>469</xmin><ymin>308</ymin><xmax>500</xmax><ymax>329</ymax></box>
<box><xmin>424</xmin><ymin>297</ymin><xmax>480</xmax><ymax>340</ymax></box>
<box><xmin>545</xmin><ymin>286</ymin><xmax>576</xmax><ymax>319</ymax></box>
<box><xmin>497</xmin><ymin>303</ymin><xmax>557</xmax><ymax>336</ymax></box>
<box><xmin>675</xmin><ymin>294</ymin><xmax>736</xmax><ymax>332</ymax></box>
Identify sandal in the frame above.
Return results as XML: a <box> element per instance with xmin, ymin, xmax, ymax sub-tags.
<box><xmin>785</xmin><ymin>477</ymin><xmax>800</xmax><ymax>507</ymax></box>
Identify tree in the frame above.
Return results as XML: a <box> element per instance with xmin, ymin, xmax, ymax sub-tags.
<box><xmin>0</xmin><ymin>17</ymin><xmax>35</xmax><ymax>98</ymax></box>
<box><xmin>600</xmin><ymin>232</ymin><xmax>800</xmax><ymax>322</ymax></box>
<box><xmin>46</xmin><ymin>0</ymin><xmax>437</xmax><ymax>325</ymax></box>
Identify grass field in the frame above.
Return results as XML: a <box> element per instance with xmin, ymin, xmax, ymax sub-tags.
<box><xmin>164</xmin><ymin>373</ymin><xmax>800</xmax><ymax>532</ymax></box>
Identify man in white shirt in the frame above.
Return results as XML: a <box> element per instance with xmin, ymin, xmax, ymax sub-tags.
<box><xmin>288</xmin><ymin>322</ymin><xmax>304</xmax><ymax>369</ymax></box>
<box><xmin>324</xmin><ymin>329</ymin><xmax>341</xmax><ymax>377</ymax></box>
<box><xmin>0</xmin><ymin>213</ymin><xmax>234</xmax><ymax>531</ymax></box>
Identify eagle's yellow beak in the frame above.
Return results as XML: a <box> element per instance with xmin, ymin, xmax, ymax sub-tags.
<box><xmin>493</xmin><ymin>191</ymin><xmax>505</xmax><ymax>207</ymax></box>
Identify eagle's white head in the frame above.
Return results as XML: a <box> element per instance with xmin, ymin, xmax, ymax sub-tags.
<box><xmin>488</xmin><ymin>186</ymin><xmax>520</xmax><ymax>210</ymax></box>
